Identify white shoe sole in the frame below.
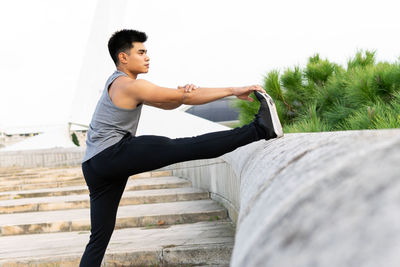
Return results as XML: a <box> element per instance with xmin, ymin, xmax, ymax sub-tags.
<box><xmin>258</xmin><ymin>92</ymin><xmax>284</xmax><ymax>138</ymax></box>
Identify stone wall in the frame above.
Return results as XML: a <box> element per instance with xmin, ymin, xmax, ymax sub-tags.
<box><xmin>167</xmin><ymin>129</ymin><xmax>400</xmax><ymax>267</ymax></box>
<box><xmin>0</xmin><ymin>147</ymin><xmax>85</xmax><ymax>168</ymax></box>
<box><xmin>166</xmin><ymin>158</ymin><xmax>240</xmax><ymax>224</ymax></box>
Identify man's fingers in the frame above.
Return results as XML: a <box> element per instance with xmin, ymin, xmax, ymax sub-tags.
<box><xmin>178</xmin><ymin>84</ymin><xmax>190</xmax><ymax>92</ymax></box>
<box><xmin>250</xmin><ymin>85</ymin><xmax>264</xmax><ymax>92</ymax></box>
<box><xmin>182</xmin><ymin>84</ymin><xmax>198</xmax><ymax>93</ymax></box>
<box><xmin>188</xmin><ymin>84</ymin><xmax>198</xmax><ymax>91</ymax></box>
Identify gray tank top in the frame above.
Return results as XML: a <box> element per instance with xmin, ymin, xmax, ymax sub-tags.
<box><xmin>83</xmin><ymin>70</ymin><xmax>143</xmax><ymax>162</ymax></box>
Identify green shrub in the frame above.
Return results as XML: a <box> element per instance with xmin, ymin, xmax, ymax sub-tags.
<box><xmin>235</xmin><ymin>50</ymin><xmax>400</xmax><ymax>133</ymax></box>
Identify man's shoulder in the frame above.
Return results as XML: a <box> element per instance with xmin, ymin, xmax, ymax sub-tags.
<box><xmin>110</xmin><ymin>75</ymin><xmax>133</xmax><ymax>90</ymax></box>
<box><xmin>119</xmin><ymin>78</ymin><xmax>156</xmax><ymax>91</ymax></box>
<box><xmin>113</xmin><ymin>76</ymin><xmax>150</xmax><ymax>87</ymax></box>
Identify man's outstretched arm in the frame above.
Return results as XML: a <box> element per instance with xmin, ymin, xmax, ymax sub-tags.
<box><xmin>144</xmin><ymin>84</ymin><xmax>198</xmax><ymax>110</ymax></box>
<box><xmin>143</xmin><ymin>101</ymin><xmax>182</xmax><ymax>110</ymax></box>
<box><xmin>124</xmin><ymin>78</ymin><xmax>264</xmax><ymax>108</ymax></box>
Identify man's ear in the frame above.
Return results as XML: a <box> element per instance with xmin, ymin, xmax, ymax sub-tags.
<box><xmin>118</xmin><ymin>52</ymin><xmax>128</xmax><ymax>64</ymax></box>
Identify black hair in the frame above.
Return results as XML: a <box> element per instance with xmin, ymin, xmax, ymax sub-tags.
<box><xmin>108</xmin><ymin>29</ymin><xmax>148</xmax><ymax>65</ymax></box>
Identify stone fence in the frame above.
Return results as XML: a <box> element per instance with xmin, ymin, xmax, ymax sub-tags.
<box><xmin>0</xmin><ymin>147</ymin><xmax>85</xmax><ymax>168</ymax></box>
<box><xmin>1</xmin><ymin>129</ymin><xmax>399</xmax><ymax>267</ymax></box>
<box><xmin>164</xmin><ymin>129</ymin><xmax>400</xmax><ymax>267</ymax></box>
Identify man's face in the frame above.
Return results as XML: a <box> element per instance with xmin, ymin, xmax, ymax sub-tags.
<box><xmin>122</xmin><ymin>42</ymin><xmax>150</xmax><ymax>74</ymax></box>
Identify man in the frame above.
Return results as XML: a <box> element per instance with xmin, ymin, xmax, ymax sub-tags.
<box><xmin>79</xmin><ymin>29</ymin><xmax>283</xmax><ymax>266</ymax></box>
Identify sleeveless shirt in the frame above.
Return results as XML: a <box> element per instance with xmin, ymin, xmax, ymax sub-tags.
<box><xmin>82</xmin><ymin>70</ymin><xmax>143</xmax><ymax>162</ymax></box>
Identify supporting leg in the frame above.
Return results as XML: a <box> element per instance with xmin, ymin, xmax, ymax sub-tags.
<box><xmin>79</xmin><ymin>162</ymin><xmax>128</xmax><ymax>267</ymax></box>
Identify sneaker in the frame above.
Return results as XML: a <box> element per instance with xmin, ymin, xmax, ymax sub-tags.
<box><xmin>254</xmin><ymin>91</ymin><xmax>283</xmax><ymax>139</ymax></box>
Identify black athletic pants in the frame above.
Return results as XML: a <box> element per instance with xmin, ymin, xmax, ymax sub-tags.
<box><xmin>79</xmin><ymin>123</ymin><xmax>262</xmax><ymax>266</ymax></box>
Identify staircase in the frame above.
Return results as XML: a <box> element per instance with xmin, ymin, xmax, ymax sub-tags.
<box><xmin>0</xmin><ymin>167</ymin><xmax>234</xmax><ymax>266</ymax></box>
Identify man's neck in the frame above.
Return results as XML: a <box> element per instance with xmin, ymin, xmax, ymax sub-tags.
<box><xmin>117</xmin><ymin>66</ymin><xmax>137</xmax><ymax>79</ymax></box>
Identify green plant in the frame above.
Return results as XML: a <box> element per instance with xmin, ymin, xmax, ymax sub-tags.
<box><xmin>71</xmin><ymin>132</ymin><xmax>80</xmax><ymax>146</ymax></box>
<box><xmin>235</xmin><ymin>50</ymin><xmax>400</xmax><ymax>132</ymax></box>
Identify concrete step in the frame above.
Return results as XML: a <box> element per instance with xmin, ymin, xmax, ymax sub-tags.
<box><xmin>0</xmin><ymin>187</ymin><xmax>209</xmax><ymax>214</ymax></box>
<box><xmin>0</xmin><ymin>173</ymin><xmax>41</xmax><ymax>179</ymax></box>
<box><xmin>0</xmin><ymin>178</ymin><xmax>85</xmax><ymax>192</ymax></box>
<box><xmin>0</xmin><ymin>169</ymin><xmax>172</xmax><ymax>192</ymax></box>
<box><xmin>0</xmin><ymin>178</ymin><xmax>86</xmax><ymax>192</ymax></box>
<box><xmin>0</xmin><ymin>167</ymin><xmax>80</xmax><ymax>179</ymax></box>
<box><xmin>0</xmin><ymin>184</ymin><xmax>89</xmax><ymax>200</ymax></box>
<box><xmin>0</xmin><ymin>176</ymin><xmax>190</xmax><ymax>198</ymax></box>
<box><xmin>0</xmin><ymin>169</ymin><xmax>82</xmax><ymax>182</ymax></box>
<box><xmin>0</xmin><ymin>168</ymin><xmax>171</xmax><ymax>182</ymax></box>
<box><xmin>0</xmin><ymin>171</ymin><xmax>173</xmax><ymax>192</ymax></box>
<box><xmin>0</xmin><ymin>175</ymin><xmax>83</xmax><ymax>187</ymax></box>
<box><xmin>0</xmin><ymin>220</ymin><xmax>234</xmax><ymax>266</ymax></box>
<box><xmin>0</xmin><ymin>199</ymin><xmax>227</xmax><ymax>236</ymax></box>
<box><xmin>0</xmin><ymin>167</ymin><xmax>49</xmax><ymax>177</ymax></box>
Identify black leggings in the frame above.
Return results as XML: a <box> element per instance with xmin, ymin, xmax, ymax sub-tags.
<box><xmin>79</xmin><ymin>123</ymin><xmax>261</xmax><ymax>266</ymax></box>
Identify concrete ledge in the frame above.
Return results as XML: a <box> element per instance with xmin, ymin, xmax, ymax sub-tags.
<box><xmin>161</xmin><ymin>129</ymin><xmax>400</xmax><ymax>267</ymax></box>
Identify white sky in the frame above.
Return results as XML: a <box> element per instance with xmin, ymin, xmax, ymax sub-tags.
<box><xmin>0</xmin><ymin>0</ymin><xmax>399</xmax><ymax>129</ymax></box>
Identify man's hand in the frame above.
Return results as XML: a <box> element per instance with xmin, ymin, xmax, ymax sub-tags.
<box><xmin>232</xmin><ymin>85</ymin><xmax>265</xmax><ymax>101</ymax></box>
<box><xmin>178</xmin><ymin>84</ymin><xmax>198</xmax><ymax>93</ymax></box>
